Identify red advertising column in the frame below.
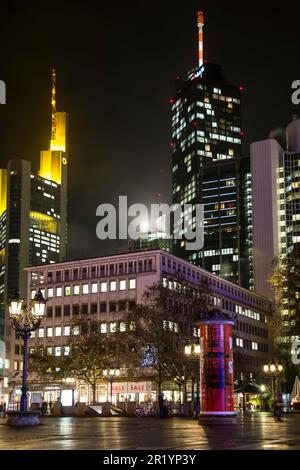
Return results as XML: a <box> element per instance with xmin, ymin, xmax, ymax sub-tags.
<box><xmin>198</xmin><ymin>317</ymin><xmax>237</xmax><ymax>425</ymax></box>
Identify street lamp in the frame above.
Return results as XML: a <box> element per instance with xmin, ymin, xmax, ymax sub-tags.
<box><xmin>103</xmin><ymin>368</ymin><xmax>120</xmax><ymax>403</ymax></box>
<box><xmin>263</xmin><ymin>362</ymin><xmax>283</xmax><ymax>397</ymax></box>
<box><xmin>184</xmin><ymin>343</ymin><xmax>201</xmax><ymax>417</ymax></box>
<box><xmin>9</xmin><ymin>289</ymin><xmax>46</xmax><ymax>414</ymax></box>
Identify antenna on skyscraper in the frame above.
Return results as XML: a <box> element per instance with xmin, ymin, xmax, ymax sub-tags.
<box><xmin>51</xmin><ymin>68</ymin><xmax>57</xmax><ymax>141</ymax></box>
<box><xmin>197</xmin><ymin>11</ymin><xmax>204</xmax><ymax>68</ymax></box>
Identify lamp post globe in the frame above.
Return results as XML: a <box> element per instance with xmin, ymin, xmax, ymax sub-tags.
<box><xmin>263</xmin><ymin>361</ymin><xmax>283</xmax><ymax>398</ymax></box>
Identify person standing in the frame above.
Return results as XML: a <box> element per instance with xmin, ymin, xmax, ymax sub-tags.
<box><xmin>158</xmin><ymin>393</ymin><xmax>164</xmax><ymax>418</ymax></box>
<box><xmin>41</xmin><ymin>400</ymin><xmax>48</xmax><ymax>415</ymax></box>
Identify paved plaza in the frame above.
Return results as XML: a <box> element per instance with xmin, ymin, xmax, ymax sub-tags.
<box><xmin>0</xmin><ymin>412</ymin><xmax>300</xmax><ymax>450</ymax></box>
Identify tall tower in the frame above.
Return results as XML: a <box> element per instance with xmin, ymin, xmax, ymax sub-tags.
<box><xmin>172</xmin><ymin>12</ymin><xmax>247</xmax><ymax>287</ymax></box>
<box><xmin>251</xmin><ymin>118</ymin><xmax>300</xmax><ymax>335</ymax></box>
<box><xmin>0</xmin><ymin>70</ymin><xmax>69</xmax><ymax>398</ymax></box>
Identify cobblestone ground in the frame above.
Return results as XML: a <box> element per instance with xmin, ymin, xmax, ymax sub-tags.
<box><xmin>0</xmin><ymin>412</ymin><xmax>299</xmax><ymax>450</ymax></box>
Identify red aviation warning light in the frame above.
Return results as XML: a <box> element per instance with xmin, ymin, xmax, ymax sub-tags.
<box><xmin>197</xmin><ymin>11</ymin><xmax>204</xmax><ymax>68</ymax></box>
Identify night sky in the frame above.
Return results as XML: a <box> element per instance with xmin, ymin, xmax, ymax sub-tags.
<box><xmin>0</xmin><ymin>0</ymin><xmax>300</xmax><ymax>260</ymax></box>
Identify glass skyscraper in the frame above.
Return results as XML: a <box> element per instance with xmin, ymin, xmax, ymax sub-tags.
<box><xmin>172</xmin><ymin>59</ymin><xmax>249</xmax><ymax>287</ymax></box>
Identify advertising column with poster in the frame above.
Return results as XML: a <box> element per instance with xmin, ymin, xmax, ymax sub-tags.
<box><xmin>199</xmin><ymin>315</ymin><xmax>237</xmax><ymax>425</ymax></box>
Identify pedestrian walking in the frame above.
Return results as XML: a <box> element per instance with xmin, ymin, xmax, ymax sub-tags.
<box><xmin>273</xmin><ymin>393</ymin><xmax>283</xmax><ymax>421</ymax></box>
<box><xmin>0</xmin><ymin>401</ymin><xmax>4</xmax><ymax>418</ymax></box>
<box><xmin>41</xmin><ymin>400</ymin><xmax>48</xmax><ymax>415</ymax></box>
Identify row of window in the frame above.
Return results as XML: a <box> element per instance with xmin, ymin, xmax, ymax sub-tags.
<box><xmin>163</xmin><ymin>278</ymin><xmax>264</xmax><ymax>323</ymax></box>
<box><xmin>31</xmin><ymin>259</ymin><xmax>154</xmax><ymax>283</ymax></box>
<box><xmin>45</xmin><ymin>300</ymin><xmax>136</xmax><ymax>318</ymax></box>
<box><xmin>31</xmin><ymin>278</ymin><xmax>136</xmax><ymax>299</ymax></box>
<box><xmin>235</xmin><ymin>338</ymin><xmax>268</xmax><ymax>353</ymax></box>
<box><xmin>29</xmin><ymin>346</ymin><xmax>70</xmax><ymax>357</ymax></box>
<box><xmin>161</xmin><ymin>257</ymin><xmax>267</xmax><ymax>309</ymax></box>
<box><xmin>235</xmin><ymin>321</ymin><xmax>268</xmax><ymax>338</ymax></box>
<box><xmin>35</xmin><ymin>322</ymin><xmax>136</xmax><ymax>339</ymax></box>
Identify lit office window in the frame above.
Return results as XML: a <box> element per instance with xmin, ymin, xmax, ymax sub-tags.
<box><xmin>251</xmin><ymin>341</ymin><xmax>258</xmax><ymax>351</ymax></box>
<box><xmin>110</xmin><ymin>281</ymin><xmax>117</xmax><ymax>292</ymax></box>
<box><xmin>64</xmin><ymin>346</ymin><xmax>70</xmax><ymax>356</ymax></box>
<box><xmin>120</xmin><ymin>322</ymin><xmax>126</xmax><ymax>332</ymax></box>
<box><xmin>82</xmin><ymin>284</ymin><xmax>89</xmax><ymax>294</ymax></box>
<box><xmin>110</xmin><ymin>322</ymin><xmax>117</xmax><ymax>333</ymax></box>
<box><xmin>31</xmin><ymin>290</ymin><xmax>37</xmax><ymax>299</ymax></box>
<box><xmin>100</xmin><ymin>282</ymin><xmax>107</xmax><ymax>293</ymax></box>
<box><xmin>73</xmin><ymin>285</ymin><xmax>80</xmax><ymax>295</ymax></box>
<box><xmin>54</xmin><ymin>346</ymin><xmax>61</xmax><ymax>356</ymax></box>
<box><xmin>100</xmin><ymin>323</ymin><xmax>107</xmax><ymax>334</ymax></box>
<box><xmin>56</xmin><ymin>287</ymin><xmax>62</xmax><ymax>297</ymax></box>
<box><xmin>47</xmin><ymin>288</ymin><xmax>54</xmax><ymax>298</ymax></box>
<box><xmin>47</xmin><ymin>347</ymin><xmax>53</xmax><ymax>355</ymax></box>
<box><xmin>91</xmin><ymin>283</ymin><xmax>98</xmax><ymax>293</ymax></box>
<box><xmin>129</xmin><ymin>279</ymin><xmax>136</xmax><ymax>290</ymax></box>
<box><xmin>55</xmin><ymin>326</ymin><xmax>61</xmax><ymax>337</ymax></box>
<box><xmin>47</xmin><ymin>327</ymin><xmax>53</xmax><ymax>338</ymax></box>
<box><xmin>236</xmin><ymin>338</ymin><xmax>243</xmax><ymax>348</ymax></box>
<box><xmin>65</xmin><ymin>286</ymin><xmax>71</xmax><ymax>296</ymax></box>
<box><xmin>73</xmin><ymin>326</ymin><xmax>80</xmax><ymax>335</ymax></box>
<box><xmin>64</xmin><ymin>326</ymin><xmax>70</xmax><ymax>336</ymax></box>
<box><xmin>38</xmin><ymin>328</ymin><xmax>44</xmax><ymax>338</ymax></box>
<box><xmin>119</xmin><ymin>280</ymin><xmax>126</xmax><ymax>291</ymax></box>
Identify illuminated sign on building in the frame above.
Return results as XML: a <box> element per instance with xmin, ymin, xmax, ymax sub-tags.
<box><xmin>112</xmin><ymin>382</ymin><xmax>151</xmax><ymax>394</ymax></box>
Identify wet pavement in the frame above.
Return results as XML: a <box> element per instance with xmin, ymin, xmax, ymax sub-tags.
<box><xmin>0</xmin><ymin>412</ymin><xmax>299</xmax><ymax>450</ymax></box>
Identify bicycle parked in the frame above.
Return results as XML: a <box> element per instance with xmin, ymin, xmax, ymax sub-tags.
<box><xmin>134</xmin><ymin>405</ymin><xmax>157</xmax><ymax>417</ymax></box>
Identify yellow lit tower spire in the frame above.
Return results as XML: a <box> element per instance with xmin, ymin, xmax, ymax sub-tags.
<box><xmin>51</xmin><ymin>68</ymin><xmax>57</xmax><ymax>142</ymax></box>
<box><xmin>39</xmin><ymin>68</ymin><xmax>68</xmax><ymax>184</ymax></box>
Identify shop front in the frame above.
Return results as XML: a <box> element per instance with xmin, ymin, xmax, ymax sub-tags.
<box><xmin>112</xmin><ymin>381</ymin><xmax>153</xmax><ymax>405</ymax></box>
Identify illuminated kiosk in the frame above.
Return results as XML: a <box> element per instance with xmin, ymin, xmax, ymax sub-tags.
<box><xmin>198</xmin><ymin>310</ymin><xmax>237</xmax><ymax>425</ymax></box>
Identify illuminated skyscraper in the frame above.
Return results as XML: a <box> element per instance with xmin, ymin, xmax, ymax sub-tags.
<box><xmin>172</xmin><ymin>13</ymin><xmax>250</xmax><ymax>287</ymax></box>
<box><xmin>0</xmin><ymin>70</ymin><xmax>68</xmax><ymax>395</ymax></box>
<box><xmin>251</xmin><ymin>117</ymin><xmax>300</xmax><ymax>335</ymax></box>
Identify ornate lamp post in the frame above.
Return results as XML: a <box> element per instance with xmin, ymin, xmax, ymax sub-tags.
<box><xmin>263</xmin><ymin>362</ymin><xmax>283</xmax><ymax>397</ymax></box>
<box><xmin>184</xmin><ymin>343</ymin><xmax>201</xmax><ymax>417</ymax></box>
<box><xmin>7</xmin><ymin>289</ymin><xmax>46</xmax><ymax>426</ymax></box>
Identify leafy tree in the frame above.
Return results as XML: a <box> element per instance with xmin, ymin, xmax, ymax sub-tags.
<box><xmin>124</xmin><ymin>280</ymin><xmax>210</xmax><ymax>401</ymax></box>
<box><xmin>269</xmin><ymin>250</ymin><xmax>300</xmax><ymax>336</ymax></box>
<box><xmin>268</xmin><ymin>250</ymin><xmax>300</xmax><ymax>390</ymax></box>
<box><xmin>29</xmin><ymin>318</ymin><xmax>129</xmax><ymax>404</ymax></box>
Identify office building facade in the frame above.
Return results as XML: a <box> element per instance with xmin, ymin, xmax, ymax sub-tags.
<box><xmin>251</xmin><ymin>118</ymin><xmax>300</xmax><ymax>334</ymax></box>
<box><xmin>22</xmin><ymin>249</ymin><xmax>272</xmax><ymax>405</ymax></box>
